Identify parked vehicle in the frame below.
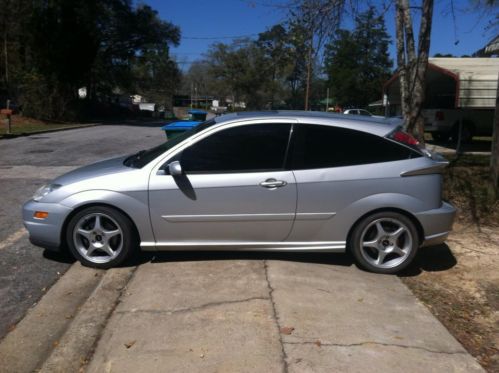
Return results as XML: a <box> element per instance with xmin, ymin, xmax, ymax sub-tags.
<box><xmin>23</xmin><ymin>111</ymin><xmax>455</xmax><ymax>274</ymax></box>
<box><xmin>423</xmin><ymin>108</ymin><xmax>494</xmax><ymax>142</ymax></box>
<box><xmin>343</xmin><ymin>109</ymin><xmax>374</xmax><ymax>116</ymax></box>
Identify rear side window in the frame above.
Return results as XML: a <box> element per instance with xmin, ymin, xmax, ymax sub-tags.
<box><xmin>288</xmin><ymin>124</ymin><xmax>420</xmax><ymax>170</ymax></box>
<box><xmin>181</xmin><ymin>123</ymin><xmax>291</xmax><ymax>173</ymax></box>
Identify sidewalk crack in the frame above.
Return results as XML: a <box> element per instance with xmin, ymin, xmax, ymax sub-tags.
<box><xmin>264</xmin><ymin>260</ymin><xmax>289</xmax><ymax>373</ymax></box>
<box><xmin>117</xmin><ymin>296</ymin><xmax>269</xmax><ymax>316</ymax></box>
<box><xmin>283</xmin><ymin>340</ymin><xmax>467</xmax><ymax>355</ymax></box>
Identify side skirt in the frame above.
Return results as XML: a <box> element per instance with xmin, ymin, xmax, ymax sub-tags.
<box><xmin>140</xmin><ymin>241</ymin><xmax>346</xmax><ymax>253</ymax></box>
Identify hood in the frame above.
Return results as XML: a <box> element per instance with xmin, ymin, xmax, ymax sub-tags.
<box><xmin>53</xmin><ymin>155</ymin><xmax>130</xmax><ymax>185</ymax></box>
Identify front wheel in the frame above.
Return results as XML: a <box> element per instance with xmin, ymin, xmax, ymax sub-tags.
<box><xmin>66</xmin><ymin>206</ymin><xmax>137</xmax><ymax>269</ymax></box>
<box><xmin>350</xmin><ymin>212</ymin><xmax>419</xmax><ymax>274</ymax></box>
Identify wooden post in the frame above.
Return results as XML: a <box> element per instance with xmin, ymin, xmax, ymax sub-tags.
<box><xmin>491</xmin><ymin>74</ymin><xmax>499</xmax><ymax>194</ymax></box>
<box><xmin>456</xmin><ymin>110</ymin><xmax>463</xmax><ymax>156</ymax></box>
<box><xmin>2</xmin><ymin>106</ymin><xmax>12</xmax><ymax>134</ymax></box>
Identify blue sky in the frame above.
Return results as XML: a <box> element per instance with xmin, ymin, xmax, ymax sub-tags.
<box><xmin>143</xmin><ymin>0</ymin><xmax>498</xmax><ymax>70</ymax></box>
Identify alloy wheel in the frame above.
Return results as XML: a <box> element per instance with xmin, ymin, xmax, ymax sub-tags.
<box><xmin>359</xmin><ymin>218</ymin><xmax>413</xmax><ymax>269</ymax></box>
<box><xmin>72</xmin><ymin>212</ymin><xmax>123</xmax><ymax>264</ymax></box>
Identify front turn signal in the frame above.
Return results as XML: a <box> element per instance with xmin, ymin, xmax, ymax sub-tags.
<box><xmin>34</xmin><ymin>211</ymin><xmax>49</xmax><ymax>219</ymax></box>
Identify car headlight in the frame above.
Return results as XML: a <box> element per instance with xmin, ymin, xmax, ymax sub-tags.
<box><xmin>33</xmin><ymin>183</ymin><xmax>62</xmax><ymax>201</ymax></box>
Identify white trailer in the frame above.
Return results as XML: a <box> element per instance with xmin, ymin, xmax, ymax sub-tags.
<box><xmin>384</xmin><ymin>58</ymin><xmax>499</xmax><ymax>142</ymax></box>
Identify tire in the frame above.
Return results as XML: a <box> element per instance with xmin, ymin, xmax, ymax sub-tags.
<box><xmin>66</xmin><ymin>206</ymin><xmax>137</xmax><ymax>269</ymax></box>
<box><xmin>350</xmin><ymin>212</ymin><xmax>419</xmax><ymax>274</ymax></box>
<box><xmin>450</xmin><ymin>121</ymin><xmax>474</xmax><ymax>144</ymax></box>
<box><xmin>432</xmin><ymin>132</ymin><xmax>449</xmax><ymax>142</ymax></box>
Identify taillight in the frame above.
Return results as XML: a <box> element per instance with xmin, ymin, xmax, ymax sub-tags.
<box><xmin>435</xmin><ymin>111</ymin><xmax>444</xmax><ymax>121</ymax></box>
<box><xmin>390</xmin><ymin>130</ymin><xmax>419</xmax><ymax>146</ymax></box>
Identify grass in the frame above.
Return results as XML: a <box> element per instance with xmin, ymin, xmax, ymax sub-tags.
<box><xmin>0</xmin><ymin>115</ymin><xmax>90</xmax><ymax>138</ymax></box>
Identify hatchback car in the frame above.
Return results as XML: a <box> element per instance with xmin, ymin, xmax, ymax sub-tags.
<box><xmin>23</xmin><ymin>111</ymin><xmax>455</xmax><ymax>274</ymax></box>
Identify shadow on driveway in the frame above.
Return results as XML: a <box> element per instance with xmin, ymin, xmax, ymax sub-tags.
<box><xmin>398</xmin><ymin>243</ymin><xmax>457</xmax><ymax>277</ymax></box>
<box><xmin>129</xmin><ymin>250</ymin><xmax>355</xmax><ymax>268</ymax></box>
<box><xmin>43</xmin><ymin>244</ymin><xmax>457</xmax><ymax>276</ymax></box>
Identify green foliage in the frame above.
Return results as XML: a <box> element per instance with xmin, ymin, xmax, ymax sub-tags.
<box><xmin>189</xmin><ymin>22</ymin><xmax>323</xmax><ymax>110</ymax></box>
<box><xmin>0</xmin><ymin>0</ymin><xmax>180</xmax><ymax>120</ymax></box>
<box><xmin>324</xmin><ymin>7</ymin><xmax>392</xmax><ymax>108</ymax></box>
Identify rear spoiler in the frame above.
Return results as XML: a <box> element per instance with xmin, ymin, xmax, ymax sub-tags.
<box><xmin>400</xmin><ymin>161</ymin><xmax>449</xmax><ymax>177</ymax></box>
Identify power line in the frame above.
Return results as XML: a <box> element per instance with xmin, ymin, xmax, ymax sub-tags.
<box><xmin>183</xmin><ymin>33</ymin><xmax>259</xmax><ymax>40</ymax></box>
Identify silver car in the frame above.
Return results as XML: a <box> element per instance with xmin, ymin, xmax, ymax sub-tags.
<box><xmin>23</xmin><ymin>111</ymin><xmax>455</xmax><ymax>274</ymax></box>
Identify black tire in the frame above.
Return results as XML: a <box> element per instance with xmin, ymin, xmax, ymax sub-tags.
<box><xmin>350</xmin><ymin>211</ymin><xmax>419</xmax><ymax>274</ymax></box>
<box><xmin>66</xmin><ymin>206</ymin><xmax>137</xmax><ymax>269</ymax></box>
<box><xmin>432</xmin><ymin>132</ymin><xmax>449</xmax><ymax>142</ymax></box>
<box><xmin>450</xmin><ymin>121</ymin><xmax>474</xmax><ymax>144</ymax></box>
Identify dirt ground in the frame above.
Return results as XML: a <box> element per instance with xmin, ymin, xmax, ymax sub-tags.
<box><xmin>401</xmin><ymin>155</ymin><xmax>499</xmax><ymax>372</ymax></box>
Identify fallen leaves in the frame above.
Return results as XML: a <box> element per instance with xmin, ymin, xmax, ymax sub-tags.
<box><xmin>280</xmin><ymin>326</ymin><xmax>295</xmax><ymax>335</ymax></box>
<box><xmin>124</xmin><ymin>340</ymin><xmax>136</xmax><ymax>349</ymax></box>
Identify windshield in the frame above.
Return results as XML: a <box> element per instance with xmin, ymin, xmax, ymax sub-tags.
<box><xmin>124</xmin><ymin>119</ymin><xmax>217</xmax><ymax>168</ymax></box>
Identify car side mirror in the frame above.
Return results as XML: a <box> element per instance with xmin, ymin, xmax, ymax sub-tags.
<box><xmin>168</xmin><ymin>161</ymin><xmax>183</xmax><ymax>176</ymax></box>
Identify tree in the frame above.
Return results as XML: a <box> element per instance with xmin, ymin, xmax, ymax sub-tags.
<box><xmin>324</xmin><ymin>7</ymin><xmax>392</xmax><ymax>108</ymax></box>
<box><xmin>131</xmin><ymin>47</ymin><xmax>180</xmax><ymax>109</ymax></box>
<box><xmin>0</xmin><ymin>0</ymin><xmax>181</xmax><ymax>120</ymax></box>
<box><xmin>287</xmin><ymin>0</ymin><xmax>345</xmax><ymax>110</ymax></box>
<box><xmin>256</xmin><ymin>25</ymin><xmax>293</xmax><ymax>108</ymax></box>
<box><xmin>204</xmin><ymin>40</ymin><xmax>268</xmax><ymax>109</ymax></box>
<box><xmin>395</xmin><ymin>0</ymin><xmax>434</xmax><ymax>144</ymax></box>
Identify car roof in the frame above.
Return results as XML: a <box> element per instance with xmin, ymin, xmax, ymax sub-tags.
<box><xmin>213</xmin><ymin>110</ymin><xmax>401</xmax><ymax>137</ymax></box>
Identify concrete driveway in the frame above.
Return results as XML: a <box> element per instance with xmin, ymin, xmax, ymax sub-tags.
<box><xmin>0</xmin><ymin>124</ymin><xmax>484</xmax><ymax>372</ymax></box>
<box><xmin>83</xmin><ymin>258</ymin><xmax>482</xmax><ymax>373</ymax></box>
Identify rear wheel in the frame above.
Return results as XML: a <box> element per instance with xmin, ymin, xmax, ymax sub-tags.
<box><xmin>432</xmin><ymin>132</ymin><xmax>449</xmax><ymax>142</ymax></box>
<box><xmin>66</xmin><ymin>206</ymin><xmax>137</xmax><ymax>269</ymax></box>
<box><xmin>450</xmin><ymin>121</ymin><xmax>474</xmax><ymax>143</ymax></box>
<box><xmin>350</xmin><ymin>212</ymin><xmax>419</xmax><ymax>274</ymax></box>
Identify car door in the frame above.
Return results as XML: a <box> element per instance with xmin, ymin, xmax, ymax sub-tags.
<box><xmin>148</xmin><ymin>120</ymin><xmax>297</xmax><ymax>245</ymax></box>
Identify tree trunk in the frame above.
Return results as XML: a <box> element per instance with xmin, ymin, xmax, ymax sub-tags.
<box><xmin>3</xmin><ymin>27</ymin><xmax>9</xmax><ymax>87</ymax></box>
<box><xmin>395</xmin><ymin>0</ymin><xmax>434</xmax><ymax>145</ymax></box>
<box><xmin>395</xmin><ymin>3</ymin><xmax>409</xmax><ymax>120</ymax></box>
<box><xmin>491</xmin><ymin>74</ymin><xmax>499</xmax><ymax>195</ymax></box>
<box><xmin>408</xmin><ymin>0</ymin><xmax>433</xmax><ymax>144</ymax></box>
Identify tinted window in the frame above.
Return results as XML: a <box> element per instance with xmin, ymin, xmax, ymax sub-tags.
<box><xmin>289</xmin><ymin>124</ymin><xmax>420</xmax><ymax>169</ymax></box>
<box><xmin>124</xmin><ymin>120</ymin><xmax>217</xmax><ymax>168</ymax></box>
<box><xmin>181</xmin><ymin>123</ymin><xmax>291</xmax><ymax>173</ymax></box>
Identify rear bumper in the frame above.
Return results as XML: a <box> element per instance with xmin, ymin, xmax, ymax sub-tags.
<box><xmin>415</xmin><ymin>202</ymin><xmax>456</xmax><ymax>247</ymax></box>
<box><xmin>22</xmin><ymin>200</ymin><xmax>73</xmax><ymax>251</ymax></box>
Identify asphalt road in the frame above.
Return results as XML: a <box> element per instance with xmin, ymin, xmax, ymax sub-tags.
<box><xmin>0</xmin><ymin>123</ymin><xmax>165</xmax><ymax>339</ymax></box>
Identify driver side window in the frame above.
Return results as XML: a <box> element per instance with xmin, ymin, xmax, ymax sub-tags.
<box><xmin>180</xmin><ymin>123</ymin><xmax>292</xmax><ymax>174</ymax></box>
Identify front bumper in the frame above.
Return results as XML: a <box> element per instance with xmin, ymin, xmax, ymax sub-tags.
<box><xmin>22</xmin><ymin>200</ymin><xmax>73</xmax><ymax>251</ymax></box>
<box><xmin>415</xmin><ymin>201</ymin><xmax>456</xmax><ymax>247</ymax></box>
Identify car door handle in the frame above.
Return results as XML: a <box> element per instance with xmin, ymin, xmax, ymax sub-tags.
<box><xmin>259</xmin><ymin>179</ymin><xmax>287</xmax><ymax>188</ymax></box>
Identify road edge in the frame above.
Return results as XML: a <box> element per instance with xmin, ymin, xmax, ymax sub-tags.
<box><xmin>0</xmin><ymin>123</ymin><xmax>99</xmax><ymax>140</ymax></box>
